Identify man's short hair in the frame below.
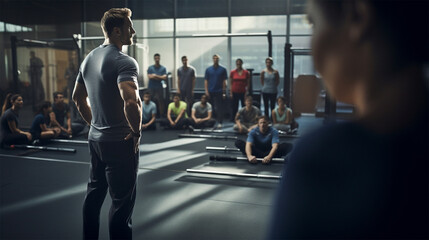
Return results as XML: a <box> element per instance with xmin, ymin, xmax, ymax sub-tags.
<box><xmin>213</xmin><ymin>54</ymin><xmax>220</xmax><ymax>59</ymax></box>
<box><xmin>173</xmin><ymin>93</ymin><xmax>181</xmax><ymax>99</ymax></box>
<box><xmin>245</xmin><ymin>95</ymin><xmax>253</xmax><ymax>101</ymax></box>
<box><xmin>258</xmin><ymin>115</ymin><xmax>269</xmax><ymax>122</ymax></box>
<box><xmin>100</xmin><ymin>8</ymin><xmax>132</xmax><ymax>37</ymax></box>
<box><xmin>143</xmin><ymin>91</ymin><xmax>151</xmax><ymax>96</ymax></box>
<box><xmin>154</xmin><ymin>53</ymin><xmax>160</xmax><ymax>58</ymax></box>
<box><xmin>181</xmin><ymin>56</ymin><xmax>187</xmax><ymax>60</ymax></box>
<box><xmin>53</xmin><ymin>91</ymin><xmax>63</xmax><ymax>99</ymax></box>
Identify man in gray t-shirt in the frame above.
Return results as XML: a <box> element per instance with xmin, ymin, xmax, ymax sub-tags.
<box><xmin>233</xmin><ymin>95</ymin><xmax>261</xmax><ymax>134</ymax></box>
<box><xmin>72</xmin><ymin>8</ymin><xmax>142</xmax><ymax>240</ymax></box>
<box><xmin>177</xmin><ymin>56</ymin><xmax>196</xmax><ymax>117</ymax></box>
<box><xmin>190</xmin><ymin>94</ymin><xmax>215</xmax><ymax>129</ymax></box>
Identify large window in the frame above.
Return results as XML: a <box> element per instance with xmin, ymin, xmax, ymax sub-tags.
<box><xmin>176</xmin><ymin>17</ymin><xmax>228</xmax><ymax>35</ymax></box>
<box><xmin>231</xmin><ymin>15</ymin><xmax>287</xmax><ymax>35</ymax></box>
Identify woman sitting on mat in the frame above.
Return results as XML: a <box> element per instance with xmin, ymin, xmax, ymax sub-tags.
<box><xmin>271</xmin><ymin>96</ymin><xmax>293</xmax><ymax>131</ymax></box>
<box><xmin>30</xmin><ymin>101</ymin><xmax>60</xmax><ymax>143</ymax></box>
<box><xmin>0</xmin><ymin>93</ymin><xmax>32</xmax><ymax>147</ymax></box>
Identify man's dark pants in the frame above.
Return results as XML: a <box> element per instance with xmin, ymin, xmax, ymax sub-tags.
<box><xmin>180</xmin><ymin>88</ymin><xmax>193</xmax><ymax>118</ymax></box>
<box><xmin>150</xmin><ymin>88</ymin><xmax>165</xmax><ymax>117</ymax></box>
<box><xmin>235</xmin><ymin>139</ymin><xmax>293</xmax><ymax>158</ymax></box>
<box><xmin>83</xmin><ymin>138</ymin><xmax>139</xmax><ymax>240</ymax></box>
<box><xmin>209</xmin><ymin>92</ymin><xmax>224</xmax><ymax>123</ymax></box>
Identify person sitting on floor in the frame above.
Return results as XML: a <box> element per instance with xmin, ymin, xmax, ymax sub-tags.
<box><xmin>50</xmin><ymin>91</ymin><xmax>73</xmax><ymax>138</ymax></box>
<box><xmin>0</xmin><ymin>93</ymin><xmax>32</xmax><ymax>147</ymax></box>
<box><xmin>272</xmin><ymin>96</ymin><xmax>293</xmax><ymax>131</ymax></box>
<box><xmin>30</xmin><ymin>101</ymin><xmax>61</xmax><ymax>143</ymax></box>
<box><xmin>163</xmin><ymin>94</ymin><xmax>189</xmax><ymax>129</ymax></box>
<box><xmin>190</xmin><ymin>94</ymin><xmax>216</xmax><ymax>129</ymax></box>
<box><xmin>235</xmin><ymin>115</ymin><xmax>293</xmax><ymax>164</ymax></box>
<box><xmin>233</xmin><ymin>95</ymin><xmax>261</xmax><ymax>134</ymax></box>
<box><xmin>141</xmin><ymin>91</ymin><xmax>157</xmax><ymax>130</ymax></box>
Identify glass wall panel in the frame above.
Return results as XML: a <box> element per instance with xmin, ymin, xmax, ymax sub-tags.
<box><xmin>293</xmin><ymin>55</ymin><xmax>315</xmax><ymax>78</ymax></box>
<box><xmin>176</xmin><ymin>17</ymin><xmax>228</xmax><ymax>35</ymax></box>
<box><xmin>231</xmin><ymin>15</ymin><xmax>287</xmax><ymax>35</ymax></box>
<box><xmin>83</xmin><ymin>22</ymin><xmax>103</xmax><ymax>37</ymax></box>
<box><xmin>134</xmin><ymin>19</ymin><xmax>174</xmax><ymax>38</ymax></box>
<box><xmin>176</xmin><ymin>37</ymin><xmax>228</xmax><ymax>90</ymax></box>
<box><xmin>290</xmin><ymin>36</ymin><xmax>311</xmax><ymax>49</ymax></box>
<box><xmin>290</xmin><ymin>14</ymin><xmax>312</xmax><ymax>34</ymax></box>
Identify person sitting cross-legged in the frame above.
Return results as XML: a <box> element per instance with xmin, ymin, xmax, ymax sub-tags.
<box><xmin>235</xmin><ymin>115</ymin><xmax>293</xmax><ymax>164</ymax></box>
<box><xmin>162</xmin><ymin>94</ymin><xmax>189</xmax><ymax>129</ymax></box>
<box><xmin>190</xmin><ymin>94</ymin><xmax>216</xmax><ymax>129</ymax></box>
<box><xmin>30</xmin><ymin>101</ymin><xmax>61</xmax><ymax>143</ymax></box>
<box><xmin>141</xmin><ymin>91</ymin><xmax>157</xmax><ymax>130</ymax></box>
<box><xmin>233</xmin><ymin>95</ymin><xmax>261</xmax><ymax>134</ymax></box>
<box><xmin>272</xmin><ymin>96</ymin><xmax>293</xmax><ymax>132</ymax></box>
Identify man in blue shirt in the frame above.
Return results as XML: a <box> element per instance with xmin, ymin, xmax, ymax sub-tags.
<box><xmin>204</xmin><ymin>54</ymin><xmax>227</xmax><ymax>128</ymax></box>
<box><xmin>147</xmin><ymin>53</ymin><xmax>167</xmax><ymax>117</ymax></box>
<box><xmin>141</xmin><ymin>91</ymin><xmax>157</xmax><ymax>130</ymax></box>
<box><xmin>235</xmin><ymin>116</ymin><xmax>292</xmax><ymax>164</ymax></box>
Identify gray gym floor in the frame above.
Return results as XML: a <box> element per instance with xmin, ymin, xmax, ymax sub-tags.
<box><xmin>0</xmin><ymin>116</ymin><xmax>323</xmax><ymax>240</ymax></box>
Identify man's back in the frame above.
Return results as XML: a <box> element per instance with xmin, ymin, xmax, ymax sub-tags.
<box><xmin>77</xmin><ymin>44</ymin><xmax>139</xmax><ymax>141</ymax></box>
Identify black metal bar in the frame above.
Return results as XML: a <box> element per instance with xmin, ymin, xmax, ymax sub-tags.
<box><xmin>268</xmin><ymin>30</ymin><xmax>272</xmax><ymax>57</ymax></box>
<box><xmin>206</xmin><ymin>146</ymin><xmax>241</xmax><ymax>152</ymax></box>
<box><xmin>8</xmin><ymin>145</ymin><xmax>76</xmax><ymax>153</ymax></box>
<box><xmin>210</xmin><ymin>155</ymin><xmax>284</xmax><ymax>163</ymax></box>
<box><xmin>178</xmin><ymin>134</ymin><xmax>237</xmax><ymax>140</ymax></box>
<box><xmin>284</xmin><ymin>43</ymin><xmax>292</xmax><ymax>105</ymax></box>
<box><xmin>186</xmin><ymin>168</ymin><xmax>281</xmax><ymax>179</ymax></box>
<box><xmin>247</xmin><ymin>68</ymin><xmax>254</xmax><ymax>96</ymax></box>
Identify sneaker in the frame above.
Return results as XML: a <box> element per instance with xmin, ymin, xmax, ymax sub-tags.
<box><xmin>216</xmin><ymin>123</ymin><xmax>223</xmax><ymax>129</ymax></box>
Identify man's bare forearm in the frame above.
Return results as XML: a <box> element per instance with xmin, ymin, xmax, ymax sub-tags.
<box><xmin>245</xmin><ymin>142</ymin><xmax>253</xmax><ymax>158</ymax></box>
<box><xmin>124</xmin><ymin>98</ymin><xmax>142</xmax><ymax>133</ymax></box>
<box><xmin>267</xmin><ymin>144</ymin><xmax>278</xmax><ymax>158</ymax></box>
<box><xmin>76</xmin><ymin>100</ymin><xmax>92</xmax><ymax>125</ymax></box>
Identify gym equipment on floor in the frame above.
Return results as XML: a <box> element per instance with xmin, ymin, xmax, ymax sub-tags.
<box><xmin>50</xmin><ymin>139</ymin><xmax>88</xmax><ymax>144</ymax></box>
<box><xmin>206</xmin><ymin>146</ymin><xmax>241</xmax><ymax>152</ymax></box>
<box><xmin>178</xmin><ymin>134</ymin><xmax>237</xmax><ymax>140</ymax></box>
<box><xmin>209</xmin><ymin>155</ymin><xmax>284</xmax><ymax>163</ymax></box>
<box><xmin>8</xmin><ymin>145</ymin><xmax>76</xmax><ymax>153</ymax></box>
<box><xmin>186</xmin><ymin>168</ymin><xmax>281</xmax><ymax>179</ymax></box>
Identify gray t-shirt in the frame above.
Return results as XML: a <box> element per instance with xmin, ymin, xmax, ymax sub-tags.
<box><xmin>177</xmin><ymin>66</ymin><xmax>196</xmax><ymax>92</ymax></box>
<box><xmin>76</xmin><ymin>44</ymin><xmax>139</xmax><ymax>141</ymax></box>
<box><xmin>238</xmin><ymin>106</ymin><xmax>261</xmax><ymax>124</ymax></box>
<box><xmin>142</xmin><ymin>101</ymin><xmax>156</xmax><ymax>123</ymax></box>
<box><xmin>192</xmin><ymin>101</ymin><xmax>212</xmax><ymax>118</ymax></box>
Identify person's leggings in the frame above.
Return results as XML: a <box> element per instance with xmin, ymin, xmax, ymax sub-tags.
<box><xmin>262</xmin><ymin>92</ymin><xmax>277</xmax><ymax>118</ymax></box>
<box><xmin>1</xmin><ymin>133</ymin><xmax>29</xmax><ymax>147</ymax></box>
<box><xmin>231</xmin><ymin>92</ymin><xmax>245</xmax><ymax>120</ymax></box>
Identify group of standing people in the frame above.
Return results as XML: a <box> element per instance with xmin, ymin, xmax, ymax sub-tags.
<box><xmin>146</xmin><ymin>53</ymin><xmax>289</xmax><ymax>129</ymax></box>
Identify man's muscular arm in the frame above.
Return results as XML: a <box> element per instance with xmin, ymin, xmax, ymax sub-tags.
<box><xmin>118</xmin><ymin>81</ymin><xmax>142</xmax><ymax>134</ymax></box>
<box><xmin>72</xmin><ymin>82</ymin><xmax>92</xmax><ymax>125</ymax></box>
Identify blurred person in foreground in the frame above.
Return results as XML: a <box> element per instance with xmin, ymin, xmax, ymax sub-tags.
<box><xmin>268</xmin><ymin>0</ymin><xmax>428</xmax><ymax>239</ymax></box>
